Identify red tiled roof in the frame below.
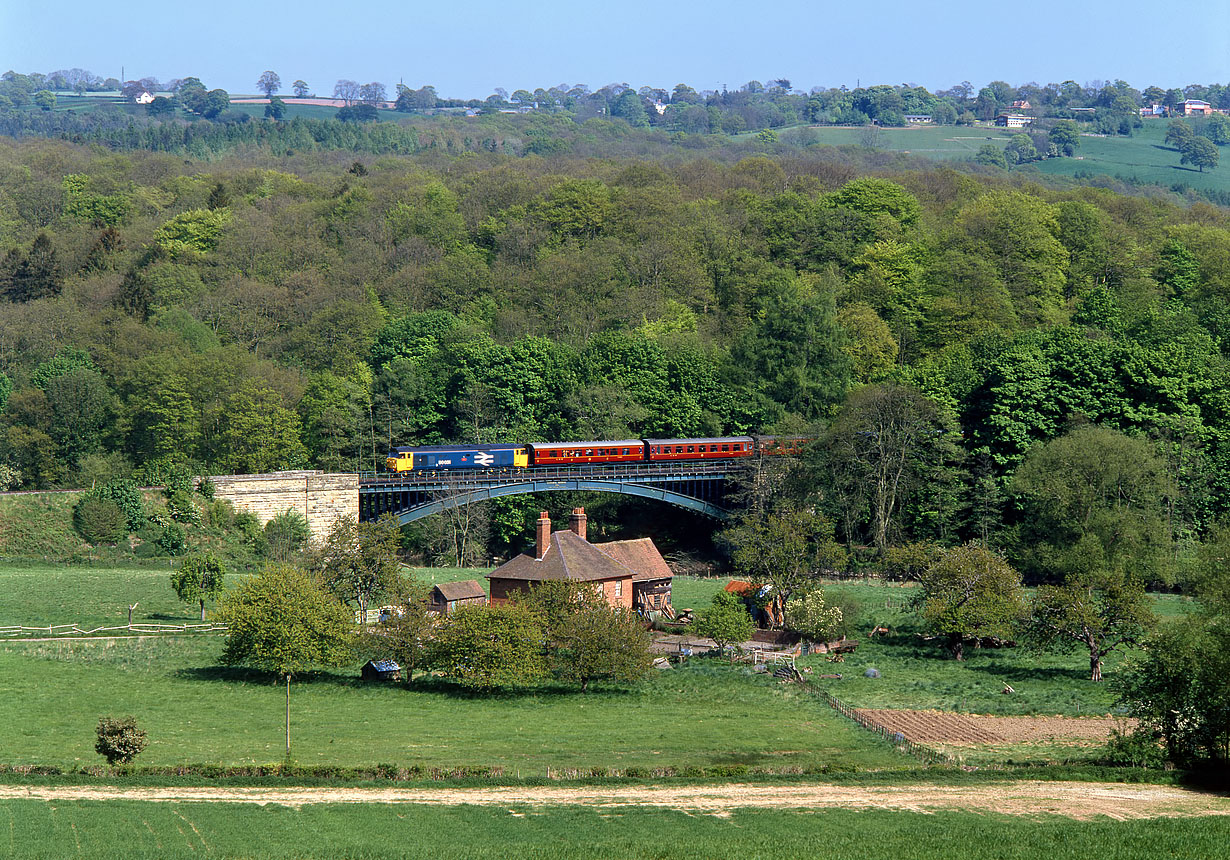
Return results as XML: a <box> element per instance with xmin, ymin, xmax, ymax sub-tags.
<box><xmin>488</xmin><ymin>530</ymin><xmax>635</xmax><ymax>583</ymax></box>
<box><xmin>434</xmin><ymin>579</ymin><xmax>486</xmax><ymax>601</ymax></box>
<box><xmin>596</xmin><ymin>537</ymin><xmax>672</xmax><ymax>582</ymax></box>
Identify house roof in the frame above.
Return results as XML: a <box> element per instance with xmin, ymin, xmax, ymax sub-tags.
<box><xmin>434</xmin><ymin>579</ymin><xmax>486</xmax><ymax>601</ymax></box>
<box><xmin>489</xmin><ymin>529</ymin><xmax>636</xmax><ymax>582</ymax></box>
<box><xmin>596</xmin><ymin>537</ymin><xmax>672</xmax><ymax>582</ymax></box>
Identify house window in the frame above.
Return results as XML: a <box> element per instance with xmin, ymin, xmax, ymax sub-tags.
<box><xmin>614</xmin><ymin>580</ymin><xmax>623</xmax><ymax>598</ymax></box>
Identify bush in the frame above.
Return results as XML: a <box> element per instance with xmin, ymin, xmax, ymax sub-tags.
<box><xmin>1101</xmin><ymin>727</ymin><xmax>1168</xmax><ymax>769</ymax></box>
<box><xmin>73</xmin><ymin>496</ymin><xmax>128</xmax><ymax>544</ymax></box>
<box><xmin>265</xmin><ymin>509</ymin><xmax>310</xmax><ymax>562</ymax></box>
<box><xmin>82</xmin><ymin>479</ymin><xmax>146</xmax><ymax>533</ymax></box>
<box><xmin>95</xmin><ymin>716</ymin><xmax>148</xmax><ymax>764</ymax></box>
<box><xmin>196</xmin><ymin>476</ymin><xmax>215</xmax><ymax>500</ymax></box>
<box><xmin>207</xmin><ymin>498</ymin><xmax>235</xmax><ymax>530</ymax></box>
<box><xmin>165</xmin><ymin>489</ymin><xmax>200</xmax><ymax>524</ymax></box>
<box><xmin>155</xmin><ymin>522</ymin><xmax>187</xmax><ymax>555</ymax></box>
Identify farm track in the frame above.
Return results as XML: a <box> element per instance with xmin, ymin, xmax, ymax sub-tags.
<box><xmin>1</xmin><ymin>781</ymin><xmax>1227</xmax><ymax>819</ymax></box>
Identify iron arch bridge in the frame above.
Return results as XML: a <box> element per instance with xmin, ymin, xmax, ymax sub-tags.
<box><xmin>359</xmin><ymin>462</ymin><xmax>744</xmax><ymax>525</ymax></box>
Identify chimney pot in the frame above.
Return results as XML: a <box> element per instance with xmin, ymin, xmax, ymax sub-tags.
<box><xmin>536</xmin><ymin>511</ymin><xmax>551</xmax><ymax>559</ymax></box>
<box><xmin>569</xmin><ymin>507</ymin><xmax>587</xmax><ymax>542</ymax></box>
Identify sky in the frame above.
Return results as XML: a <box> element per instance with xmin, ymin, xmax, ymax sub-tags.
<box><xmin>4</xmin><ymin>1</ymin><xmax>1229</xmax><ymax>99</ymax></box>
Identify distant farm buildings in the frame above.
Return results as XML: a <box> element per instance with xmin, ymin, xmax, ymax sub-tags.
<box><xmin>995</xmin><ymin>113</ymin><xmax>1034</xmax><ymax>128</ymax></box>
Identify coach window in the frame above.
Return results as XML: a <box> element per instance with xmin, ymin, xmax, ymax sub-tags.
<box><xmin>721</xmin><ymin>444</ymin><xmax>729</xmax><ymax>452</ymax></box>
<box><xmin>622</xmin><ymin>448</ymin><xmax>629</xmax><ymax>455</ymax></box>
<box><xmin>687</xmin><ymin>445</ymin><xmax>694</xmax><ymax>452</ymax></box>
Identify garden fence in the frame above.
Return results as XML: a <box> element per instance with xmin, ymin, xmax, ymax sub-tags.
<box><xmin>807</xmin><ymin>685</ymin><xmax>957</xmax><ymax>766</ymax></box>
<box><xmin>0</xmin><ymin>622</ymin><xmax>227</xmax><ymax>638</ymax></box>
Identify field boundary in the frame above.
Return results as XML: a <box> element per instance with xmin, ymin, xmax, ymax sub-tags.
<box><xmin>0</xmin><ymin>622</ymin><xmax>226</xmax><ymax>638</ymax></box>
<box><xmin>807</xmin><ymin>685</ymin><xmax>957</xmax><ymax>766</ymax></box>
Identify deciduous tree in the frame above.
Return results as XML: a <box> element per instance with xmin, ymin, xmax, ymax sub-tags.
<box><xmin>217</xmin><ymin>564</ymin><xmax>354</xmax><ymax>755</ymax></box>
<box><xmin>691</xmin><ymin>591</ymin><xmax>754</xmax><ymax>662</ymax></box>
<box><xmin>256</xmin><ymin>71</ymin><xmax>281</xmax><ymax>98</ymax></box>
<box><xmin>171</xmin><ymin>552</ymin><xmax>226</xmax><ymax>620</ymax></box>
<box><xmin>427</xmin><ymin>604</ymin><xmax>547</xmax><ymax>689</ymax></box>
<box><xmin>916</xmin><ymin>543</ymin><xmax>1027</xmax><ymax>660</ymax></box>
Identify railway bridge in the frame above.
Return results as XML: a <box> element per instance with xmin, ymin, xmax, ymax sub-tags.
<box><xmin>210</xmin><ymin>461</ymin><xmax>749</xmax><ymax>536</ymax></box>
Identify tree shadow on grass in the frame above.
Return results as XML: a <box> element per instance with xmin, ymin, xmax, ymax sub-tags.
<box><xmin>175</xmin><ymin>665</ymin><xmax>636</xmax><ymax>700</ymax></box>
<box><xmin>969</xmin><ymin>662</ymin><xmax>1089</xmax><ymax>683</ymax></box>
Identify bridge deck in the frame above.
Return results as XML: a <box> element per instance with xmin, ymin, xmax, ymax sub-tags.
<box><xmin>359</xmin><ymin>461</ymin><xmax>746</xmax><ymax>524</ymax></box>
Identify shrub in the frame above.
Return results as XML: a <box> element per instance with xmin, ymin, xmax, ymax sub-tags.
<box><xmin>155</xmin><ymin>522</ymin><xmax>187</xmax><ymax>555</ymax></box>
<box><xmin>207</xmin><ymin>498</ymin><xmax>235</xmax><ymax>529</ymax></box>
<box><xmin>264</xmin><ymin>509</ymin><xmax>310</xmax><ymax>562</ymax></box>
<box><xmin>73</xmin><ymin>496</ymin><xmax>128</xmax><ymax>544</ymax></box>
<box><xmin>165</xmin><ymin>489</ymin><xmax>200</xmax><ymax>524</ymax></box>
<box><xmin>196</xmin><ymin>476</ymin><xmax>215</xmax><ymax>500</ymax></box>
<box><xmin>82</xmin><ymin>479</ymin><xmax>146</xmax><ymax>533</ymax></box>
<box><xmin>95</xmin><ymin>716</ymin><xmax>148</xmax><ymax>764</ymax></box>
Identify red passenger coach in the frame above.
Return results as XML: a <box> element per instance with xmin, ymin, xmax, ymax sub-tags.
<box><xmin>645</xmin><ymin>436</ymin><xmax>755</xmax><ymax>462</ymax></box>
<box><xmin>757</xmin><ymin>435</ymin><xmax>813</xmax><ymax>456</ymax></box>
<box><xmin>526</xmin><ymin>440</ymin><xmax>647</xmax><ymax>466</ymax></box>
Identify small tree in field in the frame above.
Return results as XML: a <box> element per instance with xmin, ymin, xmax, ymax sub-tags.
<box><xmin>552</xmin><ymin>602</ymin><xmax>652</xmax><ymax>692</ymax></box>
<box><xmin>316</xmin><ymin>514</ymin><xmax>402</xmax><ymax>629</ymax></box>
<box><xmin>95</xmin><ymin>716</ymin><xmax>147</xmax><ymax>764</ymax></box>
<box><xmin>428</xmin><ymin>605</ymin><xmax>547</xmax><ymax>690</ymax></box>
<box><xmin>217</xmin><ymin>565</ymin><xmax>354</xmax><ymax>756</ymax></box>
<box><xmin>171</xmin><ymin>553</ymin><xmax>226</xmax><ymax>620</ymax></box>
<box><xmin>691</xmin><ymin>591</ymin><xmax>755</xmax><ymax>662</ymax></box>
<box><xmin>916</xmin><ymin>543</ymin><xmax>1026</xmax><ymax>660</ymax></box>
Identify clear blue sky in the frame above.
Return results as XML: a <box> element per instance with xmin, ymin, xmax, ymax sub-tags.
<box><xmin>4</xmin><ymin>1</ymin><xmax>1228</xmax><ymax>98</ymax></box>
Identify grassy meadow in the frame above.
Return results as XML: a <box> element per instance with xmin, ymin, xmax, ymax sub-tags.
<box><xmin>0</xmin><ymin>565</ymin><xmax>1190</xmax><ymax>772</ymax></box>
<box><xmin>3</xmin><ymin>802</ymin><xmax>1227</xmax><ymax>860</ymax></box>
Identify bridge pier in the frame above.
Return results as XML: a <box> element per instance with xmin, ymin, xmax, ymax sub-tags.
<box><xmin>210</xmin><ymin>471</ymin><xmax>359</xmax><ymax>540</ymax></box>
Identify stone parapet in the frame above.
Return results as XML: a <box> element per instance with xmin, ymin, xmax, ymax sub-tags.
<box><xmin>210</xmin><ymin>471</ymin><xmax>359</xmax><ymax>541</ymax></box>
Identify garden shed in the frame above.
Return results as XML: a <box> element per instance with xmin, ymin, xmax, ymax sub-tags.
<box><xmin>427</xmin><ymin>580</ymin><xmax>488</xmax><ymax>614</ymax></box>
<box><xmin>361</xmin><ymin>659</ymin><xmax>402</xmax><ymax>682</ymax></box>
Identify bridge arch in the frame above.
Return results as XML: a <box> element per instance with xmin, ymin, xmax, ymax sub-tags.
<box><xmin>383</xmin><ymin>478</ymin><xmax>731</xmax><ymax>525</ymax></box>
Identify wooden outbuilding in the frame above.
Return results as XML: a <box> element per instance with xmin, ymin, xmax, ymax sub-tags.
<box><xmin>427</xmin><ymin>580</ymin><xmax>488</xmax><ymax>614</ymax></box>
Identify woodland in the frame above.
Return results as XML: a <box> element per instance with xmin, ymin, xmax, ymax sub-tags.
<box><xmin>1</xmin><ymin>115</ymin><xmax>1230</xmax><ymax>579</ymax></box>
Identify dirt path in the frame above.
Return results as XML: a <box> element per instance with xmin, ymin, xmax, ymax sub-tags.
<box><xmin>1</xmin><ymin>781</ymin><xmax>1226</xmax><ymax>819</ymax></box>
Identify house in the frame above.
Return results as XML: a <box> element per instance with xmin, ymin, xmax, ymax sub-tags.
<box><xmin>135</xmin><ymin>91</ymin><xmax>154</xmax><ymax>105</ymax></box>
<box><xmin>994</xmin><ymin>113</ymin><xmax>1033</xmax><ymax>128</ymax></box>
<box><xmin>487</xmin><ymin>508</ymin><xmax>672</xmax><ymax>613</ymax></box>
<box><xmin>1010</xmin><ymin>99</ymin><xmax>1032</xmax><ymax>110</ymax></box>
<box><xmin>1184</xmin><ymin>99</ymin><xmax>1213</xmax><ymax>116</ymax></box>
<box><xmin>904</xmin><ymin>114</ymin><xmax>932</xmax><ymax>124</ymax></box>
<box><xmin>427</xmin><ymin>579</ymin><xmax>487</xmax><ymax>614</ymax></box>
<box><xmin>1140</xmin><ymin>104</ymin><xmax>1167</xmax><ymax>117</ymax></box>
<box><xmin>599</xmin><ymin>537</ymin><xmax>673</xmax><ymax>613</ymax></box>
<box><xmin>361</xmin><ymin>659</ymin><xmax>402</xmax><ymax>682</ymax></box>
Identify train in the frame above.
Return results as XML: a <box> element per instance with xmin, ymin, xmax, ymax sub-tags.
<box><xmin>384</xmin><ymin>435</ymin><xmax>811</xmax><ymax>473</ymax></box>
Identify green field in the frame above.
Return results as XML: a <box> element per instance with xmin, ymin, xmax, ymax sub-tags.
<box><xmin>1032</xmin><ymin>120</ymin><xmax>1230</xmax><ymax>193</ymax></box>
<box><xmin>778</xmin><ymin>124</ymin><xmax>1001</xmax><ymax>159</ymax></box>
<box><xmin>2</xmin><ymin>802</ymin><xmax>1225</xmax><ymax>860</ymax></box>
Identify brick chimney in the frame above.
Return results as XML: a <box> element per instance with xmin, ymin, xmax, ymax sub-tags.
<box><xmin>536</xmin><ymin>511</ymin><xmax>551</xmax><ymax>559</ymax></box>
<box><xmin>569</xmin><ymin>507</ymin><xmax>587</xmax><ymax>542</ymax></box>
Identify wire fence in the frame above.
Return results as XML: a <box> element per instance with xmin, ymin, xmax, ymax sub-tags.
<box><xmin>806</xmin><ymin>685</ymin><xmax>957</xmax><ymax>766</ymax></box>
<box><xmin>0</xmin><ymin>622</ymin><xmax>227</xmax><ymax>639</ymax></box>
